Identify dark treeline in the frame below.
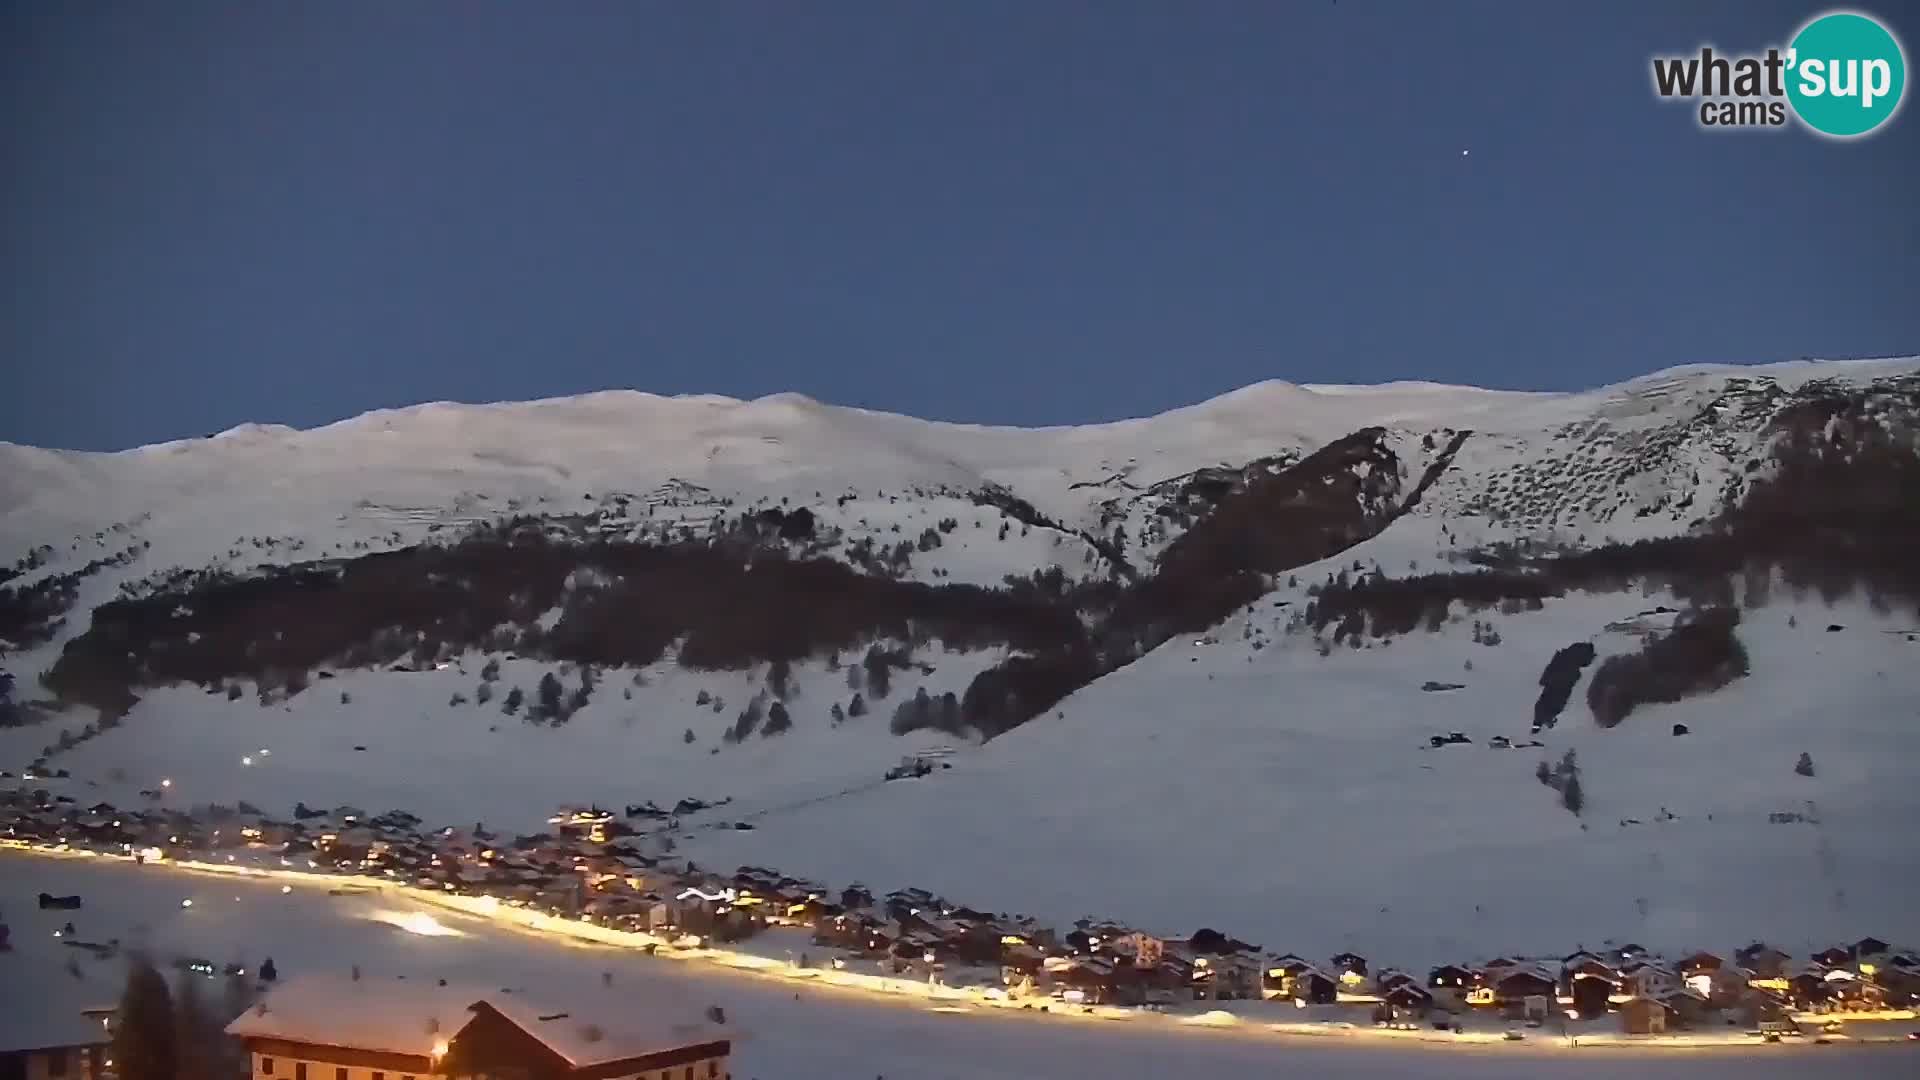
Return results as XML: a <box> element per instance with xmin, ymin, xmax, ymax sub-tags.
<box><xmin>1586</xmin><ymin>607</ymin><xmax>1750</xmax><ymax>729</ymax></box>
<box><xmin>42</xmin><ymin>520</ymin><xmax>1092</xmax><ymax>727</ymax></box>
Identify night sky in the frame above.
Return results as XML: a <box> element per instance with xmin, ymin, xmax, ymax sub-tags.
<box><xmin>4</xmin><ymin>1</ymin><xmax>1916</xmax><ymax>450</ymax></box>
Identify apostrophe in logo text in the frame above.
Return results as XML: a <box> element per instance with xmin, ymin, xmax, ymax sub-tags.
<box><xmin>1650</xmin><ymin>8</ymin><xmax>1907</xmax><ymax>138</ymax></box>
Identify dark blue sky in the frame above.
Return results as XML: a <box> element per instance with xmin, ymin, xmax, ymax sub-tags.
<box><xmin>4</xmin><ymin>1</ymin><xmax>1916</xmax><ymax>451</ymax></box>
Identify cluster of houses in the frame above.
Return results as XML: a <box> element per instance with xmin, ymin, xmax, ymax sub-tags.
<box><xmin>6</xmin><ymin>786</ymin><xmax>1918</xmax><ymax>1039</ymax></box>
<box><xmin>1406</xmin><ymin>939</ymin><xmax>1920</xmax><ymax>1035</ymax></box>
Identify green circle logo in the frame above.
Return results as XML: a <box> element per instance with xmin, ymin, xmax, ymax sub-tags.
<box><xmin>1786</xmin><ymin>11</ymin><xmax>1907</xmax><ymax>138</ymax></box>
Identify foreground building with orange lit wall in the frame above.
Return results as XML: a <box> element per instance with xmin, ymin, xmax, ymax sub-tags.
<box><xmin>226</xmin><ymin>974</ymin><xmax>730</xmax><ymax>1080</ymax></box>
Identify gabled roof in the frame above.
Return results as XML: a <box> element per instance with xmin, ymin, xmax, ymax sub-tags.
<box><xmin>1492</xmin><ymin>963</ymin><xmax>1558</xmax><ymax>987</ymax></box>
<box><xmin>225</xmin><ymin>973</ymin><xmax>724</xmax><ymax>1068</ymax></box>
<box><xmin>0</xmin><ymin>945</ymin><xmax>118</xmax><ymax>1054</ymax></box>
<box><xmin>226</xmin><ymin>976</ymin><xmax>472</xmax><ymax>1057</ymax></box>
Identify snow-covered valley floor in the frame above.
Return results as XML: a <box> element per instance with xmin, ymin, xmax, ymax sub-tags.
<box><xmin>7</xmin><ymin>854</ymin><xmax>1918</xmax><ymax>1079</ymax></box>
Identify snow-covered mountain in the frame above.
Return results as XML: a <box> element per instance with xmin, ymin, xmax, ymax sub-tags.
<box><xmin>5</xmin><ymin>354</ymin><xmax>1920</xmax><ymax>968</ymax></box>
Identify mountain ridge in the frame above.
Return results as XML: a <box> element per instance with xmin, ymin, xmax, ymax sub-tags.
<box><xmin>7</xmin><ymin>353</ymin><xmax>1916</xmax><ymax>461</ymax></box>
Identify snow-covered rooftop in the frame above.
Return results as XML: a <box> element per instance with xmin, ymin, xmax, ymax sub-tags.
<box><xmin>225</xmin><ymin>972</ymin><xmax>724</xmax><ymax>1066</ymax></box>
<box><xmin>0</xmin><ymin>927</ymin><xmax>120</xmax><ymax>1054</ymax></box>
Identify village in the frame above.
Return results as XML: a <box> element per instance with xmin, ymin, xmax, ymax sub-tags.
<box><xmin>5</xmin><ymin>781</ymin><xmax>1919</xmax><ymax>1052</ymax></box>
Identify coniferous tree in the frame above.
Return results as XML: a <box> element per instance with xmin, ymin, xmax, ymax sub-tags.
<box><xmin>113</xmin><ymin>956</ymin><xmax>178</xmax><ymax>1080</ymax></box>
<box><xmin>537</xmin><ymin>671</ymin><xmax>565</xmax><ymax>718</ymax></box>
<box><xmin>1561</xmin><ymin>774</ymin><xmax>1585</xmax><ymax>816</ymax></box>
<box><xmin>173</xmin><ymin>974</ymin><xmax>217</xmax><ymax>1080</ymax></box>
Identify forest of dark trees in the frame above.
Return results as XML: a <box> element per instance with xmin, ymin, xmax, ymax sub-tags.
<box><xmin>1586</xmin><ymin>607</ymin><xmax>1750</xmax><ymax>729</ymax></box>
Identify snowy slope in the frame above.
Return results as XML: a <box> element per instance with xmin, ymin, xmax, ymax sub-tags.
<box><xmin>5</xmin><ymin>354</ymin><xmax>1920</xmax><ymax>969</ymax></box>
<box><xmin>691</xmin><ymin>591</ymin><xmax>1920</xmax><ymax>970</ymax></box>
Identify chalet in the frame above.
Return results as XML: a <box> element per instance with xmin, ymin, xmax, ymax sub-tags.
<box><xmin>1676</xmin><ymin>960</ymin><xmax>1749</xmax><ymax>1006</ymax></box>
<box><xmin>1655</xmin><ymin>987</ymin><xmax>1709</xmax><ymax>1028</ymax></box>
<box><xmin>1616</xmin><ymin>960</ymin><xmax>1677</xmax><ymax>999</ymax></box>
<box><xmin>1290</xmin><ymin>967</ymin><xmax>1338</xmax><ymax>1006</ymax></box>
<box><xmin>1374</xmin><ymin>969</ymin><xmax>1417</xmax><ymax>994</ymax></box>
<box><xmin>1483</xmin><ymin>967</ymin><xmax>1555</xmax><ymax>1008</ymax></box>
<box><xmin>1188</xmin><ymin>953</ymin><xmax>1258</xmax><ymax>1001</ymax></box>
<box><xmin>883</xmin><ymin>888</ymin><xmax>938</xmax><ymax>922</ymax></box>
<box><xmin>1426</xmin><ymin>965</ymin><xmax>1474</xmax><ymax>991</ymax></box>
<box><xmin>1819</xmin><ymin>968</ymin><xmax>1887</xmax><ymax>1011</ymax></box>
<box><xmin>1870</xmin><ymin>964</ymin><xmax>1920</xmax><ymax>1007</ymax></box>
<box><xmin>1735</xmin><ymin>943</ymin><xmax>1792</xmax><ymax>979</ymax></box>
<box><xmin>812</xmin><ymin>913</ymin><xmax>888</xmax><ymax>955</ymax></box>
<box><xmin>1329</xmin><ymin>951</ymin><xmax>1369</xmax><ymax>979</ymax></box>
<box><xmin>1851</xmin><ymin>936</ymin><xmax>1890</xmax><ymax>959</ymax></box>
<box><xmin>1619</xmin><ymin>996</ymin><xmax>1669</xmax><ymax>1035</ymax></box>
<box><xmin>1785</xmin><ymin>970</ymin><xmax>1835</xmax><ymax>1010</ymax></box>
<box><xmin>1262</xmin><ymin>955</ymin><xmax>1315</xmax><ymax>999</ymax></box>
<box><xmin>227</xmin><ymin>974</ymin><xmax>731</xmax><ymax>1080</ymax></box>
<box><xmin>1477</xmin><ymin>957</ymin><xmax>1518</xmax><ymax>978</ymax></box>
<box><xmin>1568</xmin><ymin>974</ymin><xmax>1613</xmax><ymax>1019</ymax></box>
<box><xmin>1674</xmin><ymin>950</ymin><xmax>1723</xmax><ymax>977</ymax></box>
<box><xmin>838</xmin><ymin>885</ymin><xmax>873</xmax><ymax>912</ymax></box>
<box><xmin>0</xmin><ymin>981</ymin><xmax>113</xmax><ymax>1080</ymax></box>
<box><xmin>1559</xmin><ymin>952</ymin><xmax>1618</xmax><ymax>989</ymax></box>
<box><xmin>1047</xmin><ymin>956</ymin><xmax>1121</xmax><ymax>1005</ymax></box>
<box><xmin>1740</xmin><ymin>988</ymin><xmax>1798</xmax><ymax>1029</ymax></box>
<box><xmin>1812</xmin><ymin>946</ymin><xmax>1852</xmax><ymax>969</ymax></box>
<box><xmin>1383</xmin><ymin>984</ymin><xmax>1434</xmax><ymax>1016</ymax></box>
<box><xmin>998</xmin><ymin>939</ymin><xmax>1047</xmax><ymax>977</ymax></box>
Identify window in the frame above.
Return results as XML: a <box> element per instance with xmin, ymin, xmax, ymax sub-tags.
<box><xmin>48</xmin><ymin>1049</ymin><xmax>69</xmax><ymax>1077</ymax></box>
<box><xmin>262</xmin><ymin>1058</ymin><xmax>276</xmax><ymax>1077</ymax></box>
<box><xmin>374</xmin><ymin>1072</ymin><xmax>386</xmax><ymax>1080</ymax></box>
<box><xmin>295</xmin><ymin>1064</ymin><xmax>307</xmax><ymax>1080</ymax></box>
<box><xmin>336</xmin><ymin>1068</ymin><xmax>348</xmax><ymax>1080</ymax></box>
